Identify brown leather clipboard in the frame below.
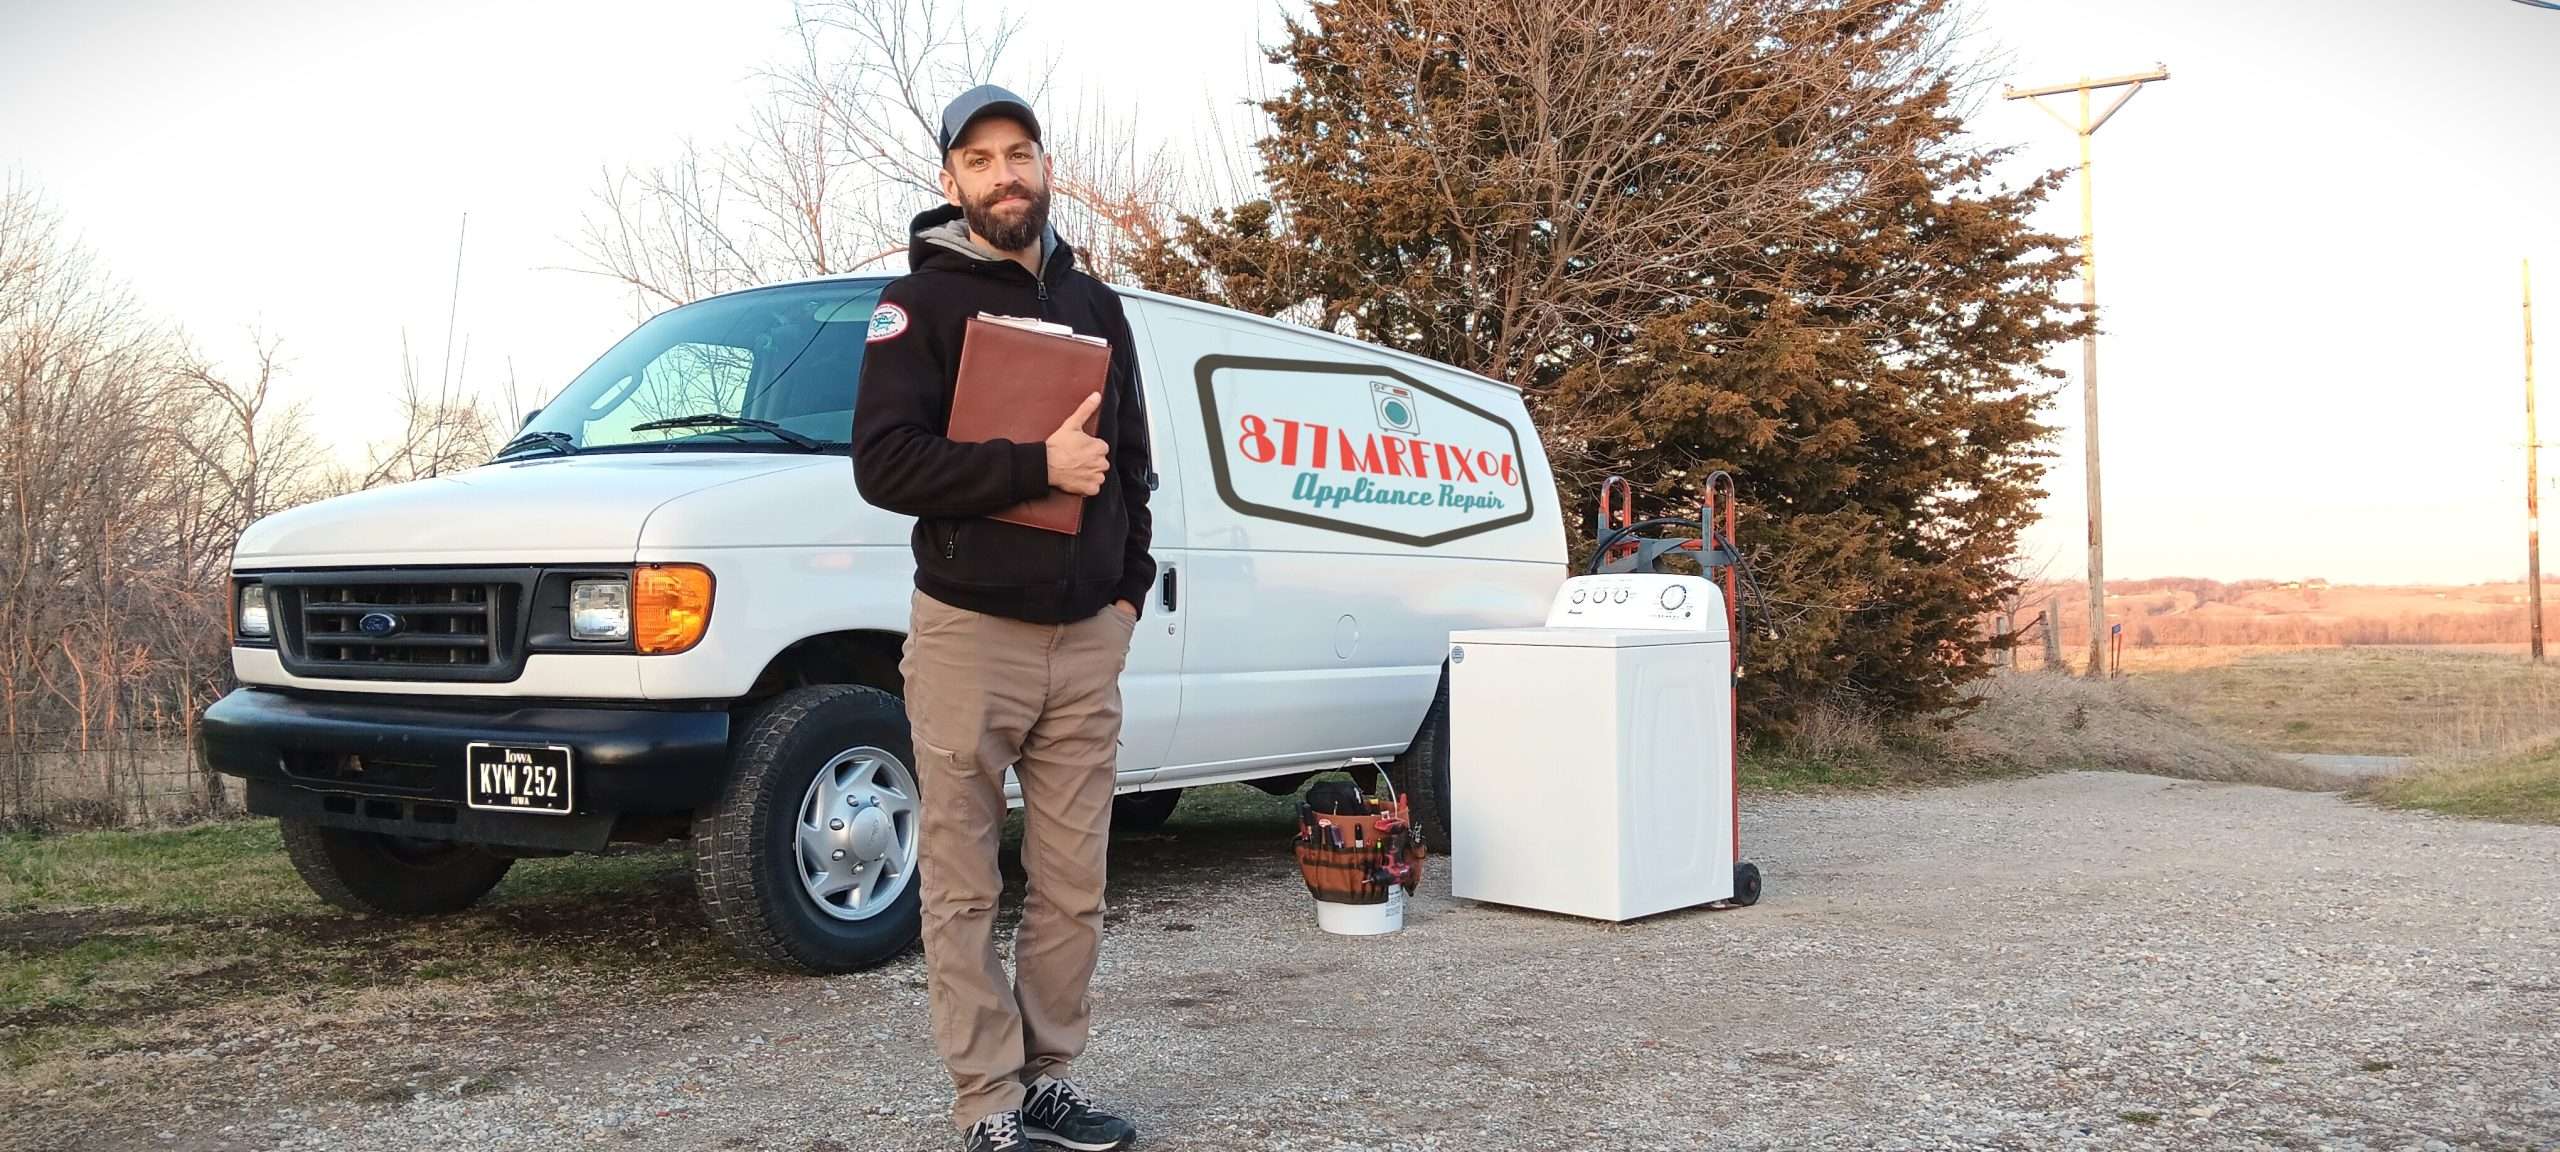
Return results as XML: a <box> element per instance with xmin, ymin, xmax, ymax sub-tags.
<box><xmin>947</xmin><ymin>314</ymin><xmax>1111</xmax><ymax>534</ymax></box>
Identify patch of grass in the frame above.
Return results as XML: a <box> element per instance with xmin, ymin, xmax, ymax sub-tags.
<box><xmin>0</xmin><ymin>1020</ymin><xmax>110</xmax><ymax>1070</ymax></box>
<box><xmin>0</xmin><ymin>824</ymin><xmax>739</xmax><ymax>1076</ymax></box>
<box><xmin>2358</xmin><ymin>1059</ymin><xmax>2396</xmax><ymax>1073</ymax></box>
<box><xmin>0</xmin><ymin>933</ymin><xmax>197</xmax><ymax>1017</ymax></box>
<box><xmin>2363</xmin><ymin>742</ymin><xmax>2560</xmax><ymax>825</ymax></box>
<box><xmin>0</xmin><ymin>821</ymin><xmax>305</xmax><ymax>917</ymax></box>
<box><xmin>1160</xmin><ymin>783</ymin><xmax>1298</xmax><ymax>833</ymax></box>
<box><xmin>488</xmin><ymin>845</ymin><xmax>690</xmax><ymax>904</ymax></box>
<box><xmin>2118</xmin><ymin>1110</ymin><xmax>2161</xmax><ymax>1126</ymax></box>
<box><xmin>2248</xmin><ymin>1053</ymin><xmax>2286</xmax><ymax>1065</ymax></box>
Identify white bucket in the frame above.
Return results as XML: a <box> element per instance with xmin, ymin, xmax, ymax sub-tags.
<box><xmin>1313</xmin><ymin>885</ymin><xmax>1407</xmax><ymax>936</ymax></box>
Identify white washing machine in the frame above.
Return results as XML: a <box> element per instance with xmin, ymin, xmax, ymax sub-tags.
<box><xmin>1445</xmin><ymin>573</ymin><xmax>1752</xmax><ymax>922</ymax></box>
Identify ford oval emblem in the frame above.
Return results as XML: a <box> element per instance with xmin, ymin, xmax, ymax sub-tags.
<box><xmin>357</xmin><ymin>612</ymin><xmax>402</xmax><ymax>637</ymax></box>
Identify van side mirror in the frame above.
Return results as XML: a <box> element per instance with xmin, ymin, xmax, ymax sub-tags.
<box><xmin>518</xmin><ymin>407</ymin><xmax>542</xmax><ymax>430</ymax></box>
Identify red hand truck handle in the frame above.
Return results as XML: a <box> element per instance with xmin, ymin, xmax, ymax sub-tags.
<box><xmin>1702</xmin><ymin>470</ymin><xmax>1740</xmax><ymax>866</ymax></box>
<box><xmin>1598</xmin><ymin>475</ymin><xmax>1635</xmax><ymax>565</ymax></box>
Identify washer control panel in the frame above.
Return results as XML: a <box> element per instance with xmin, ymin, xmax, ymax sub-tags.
<box><xmin>1544</xmin><ymin>574</ymin><xmax>1722</xmax><ymax>630</ymax></box>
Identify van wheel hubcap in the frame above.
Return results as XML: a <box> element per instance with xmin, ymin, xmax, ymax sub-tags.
<box><xmin>794</xmin><ymin>746</ymin><xmax>919</xmax><ymax>921</ymax></box>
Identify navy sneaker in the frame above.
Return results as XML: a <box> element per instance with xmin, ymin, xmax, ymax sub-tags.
<box><xmin>964</xmin><ymin>1110</ymin><xmax>1031</xmax><ymax>1152</ymax></box>
<box><xmin>1022</xmin><ymin>1077</ymin><xmax>1138</xmax><ymax>1151</ymax></box>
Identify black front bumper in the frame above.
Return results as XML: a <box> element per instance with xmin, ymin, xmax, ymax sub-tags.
<box><xmin>201</xmin><ymin>687</ymin><xmax>730</xmax><ymax>852</ymax></box>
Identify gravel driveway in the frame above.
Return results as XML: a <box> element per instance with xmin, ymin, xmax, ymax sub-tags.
<box><xmin>29</xmin><ymin>772</ymin><xmax>2560</xmax><ymax>1152</ymax></box>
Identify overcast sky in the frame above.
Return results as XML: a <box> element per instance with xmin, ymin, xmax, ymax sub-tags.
<box><xmin>4</xmin><ymin>0</ymin><xmax>2557</xmax><ymax>585</ymax></box>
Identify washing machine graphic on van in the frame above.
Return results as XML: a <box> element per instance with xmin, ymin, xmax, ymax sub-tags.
<box><xmin>1373</xmin><ymin>380</ymin><xmax>1420</xmax><ymax>435</ymax></box>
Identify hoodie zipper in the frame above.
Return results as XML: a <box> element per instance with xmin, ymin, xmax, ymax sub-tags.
<box><xmin>1032</xmin><ymin>250</ymin><xmax>1085</xmax><ymax>613</ymax></box>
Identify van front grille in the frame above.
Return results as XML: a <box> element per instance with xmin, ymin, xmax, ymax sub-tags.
<box><xmin>266</xmin><ymin>570</ymin><xmax>532</xmax><ymax>683</ymax></box>
<box><xmin>299</xmin><ymin>581</ymin><xmax>500</xmax><ymax>667</ymax></box>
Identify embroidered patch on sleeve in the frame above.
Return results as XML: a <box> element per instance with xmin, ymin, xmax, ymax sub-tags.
<box><xmin>866</xmin><ymin>302</ymin><xmax>910</xmax><ymax>343</ymax></box>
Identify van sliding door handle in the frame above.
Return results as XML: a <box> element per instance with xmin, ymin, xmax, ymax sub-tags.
<box><xmin>1161</xmin><ymin>567</ymin><xmax>1177</xmax><ymax>612</ymax></box>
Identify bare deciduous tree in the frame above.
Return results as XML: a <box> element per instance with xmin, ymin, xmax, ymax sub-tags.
<box><xmin>350</xmin><ymin>331</ymin><xmax>503</xmax><ymax>490</ymax></box>
<box><xmin>1</xmin><ymin>176</ymin><xmax>211</xmax><ymax>820</ymax></box>
<box><xmin>0</xmin><ymin>176</ymin><xmax>497</xmax><ymax>824</ymax></box>
<box><xmin>574</xmin><ymin>0</ymin><xmax>1192</xmax><ymax>309</ymax></box>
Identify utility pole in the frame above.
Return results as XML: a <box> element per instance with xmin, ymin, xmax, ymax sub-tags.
<box><xmin>2005</xmin><ymin>67</ymin><xmax>2170</xmax><ymax>679</ymax></box>
<box><xmin>2530</xmin><ymin>258</ymin><xmax>2543</xmax><ymax>662</ymax></box>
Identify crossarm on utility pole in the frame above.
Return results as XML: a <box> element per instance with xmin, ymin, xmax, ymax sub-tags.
<box><xmin>2000</xmin><ymin>68</ymin><xmax>2171</xmax><ymax>101</ymax></box>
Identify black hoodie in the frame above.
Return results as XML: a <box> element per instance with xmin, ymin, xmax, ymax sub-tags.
<box><xmin>850</xmin><ymin>204</ymin><xmax>1155</xmax><ymax>624</ymax></box>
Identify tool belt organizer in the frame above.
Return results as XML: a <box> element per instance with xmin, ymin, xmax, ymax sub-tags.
<box><xmin>1293</xmin><ymin>775</ymin><xmax>1426</xmax><ymax>905</ymax></box>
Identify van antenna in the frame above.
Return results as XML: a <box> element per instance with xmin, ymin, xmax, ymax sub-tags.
<box><xmin>441</xmin><ymin>213</ymin><xmax>468</xmax><ymax>405</ymax></box>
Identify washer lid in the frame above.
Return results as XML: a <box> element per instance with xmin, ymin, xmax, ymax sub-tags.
<box><xmin>1447</xmin><ymin>626</ymin><xmax>1724</xmax><ymax>649</ymax></box>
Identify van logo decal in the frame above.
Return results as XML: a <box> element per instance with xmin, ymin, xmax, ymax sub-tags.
<box><xmin>865</xmin><ymin>302</ymin><xmax>909</xmax><ymax>343</ymax></box>
<box><xmin>357</xmin><ymin>612</ymin><xmax>403</xmax><ymax>638</ymax></box>
<box><xmin>1372</xmin><ymin>381</ymin><xmax>1419</xmax><ymax>435</ymax></box>
<box><xmin>1194</xmin><ymin>355</ymin><xmax>1536</xmax><ymax>547</ymax></box>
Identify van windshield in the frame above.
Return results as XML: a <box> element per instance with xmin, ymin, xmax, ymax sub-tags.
<box><xmin>504</xmin><ymin>279</ymin><xmax>889</xmax><ymax>458</ymax></box>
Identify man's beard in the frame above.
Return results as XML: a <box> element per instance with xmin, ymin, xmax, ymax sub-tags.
<box><xmin>963</xmin><ymin>181</ymin><xmax>1051</xmax><ymax>254</ymax></box>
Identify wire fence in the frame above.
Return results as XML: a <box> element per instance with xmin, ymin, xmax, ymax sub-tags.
<box><xmin>2</xmin><ymin>727</ymin><xmax>222</xmax><ymax>829</ymax></box>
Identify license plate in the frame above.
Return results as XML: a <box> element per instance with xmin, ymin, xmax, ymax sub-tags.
<box><xmin>464</xmin><ymin>743</ymin><xmax>574</xmax><ymax>815</ymax></box>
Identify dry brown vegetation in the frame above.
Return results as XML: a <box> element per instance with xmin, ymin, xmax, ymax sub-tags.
<box><xmin>0</xmin><ymin>181</ymin><xmax>508</xmax><ymax>826</ymax></box>
<box><xmin>2108</xmin><ymin>644</ymin><xmax>2560</xmax><ymax>825</ymax></box>
<box><xmin>1746</xmin><ymin>668</ymin><xmax>2320</xmax><ymax>793</ymax></box>
<box><xmin>1951</xmin><ymin>673</ymin><xmax>2324</xmax><ymax>788</ymax></box>
<box><xmin>2117</xmin><ymin>645</ymin><xmax>2560</xmax><ymax>759</ymax></box>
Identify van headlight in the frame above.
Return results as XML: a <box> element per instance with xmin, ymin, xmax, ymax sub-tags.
<box><xmin>570</xmin><ymin>579</ymin><xmax>632</xmax><ymax>641</ymax></box>
<box><xmin>236</xmin><ymin>584</ymin><xmax>271</xmax><ymax>640</ymax></box>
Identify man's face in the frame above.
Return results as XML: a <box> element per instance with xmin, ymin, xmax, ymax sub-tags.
<box><xmin>940</xmin><ymin>116</ymin><xmax>1053</xmax><ymax>255</ymax></box>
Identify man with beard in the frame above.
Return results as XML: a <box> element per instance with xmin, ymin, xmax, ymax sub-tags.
<box><xmin>850</xmin><ymin>84</ymin><xmax>1152</xmax><ymax>1152</ymax></box>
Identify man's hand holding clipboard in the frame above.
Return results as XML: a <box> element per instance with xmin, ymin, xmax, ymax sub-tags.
<box><xmin>1044</xmin><ymin>392</ymin><xmax>1108</xmax><ymax>497</ymax></box>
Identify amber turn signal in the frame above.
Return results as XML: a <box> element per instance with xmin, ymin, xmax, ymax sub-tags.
<box><xmin>633</xmin><ymin>564</ymin><xmax>714</xmax><ymax>654</ymax></box>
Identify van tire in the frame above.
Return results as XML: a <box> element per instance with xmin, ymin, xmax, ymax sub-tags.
<box><xmin>692</xmin><ymin>685</ymin><xmax>922</xmax><ymax>974</ymax></box>
<box><xmin>1111</xmin><ymin>788</ymin><xmax>1182</xmax><ymax>833</ymax></box>
<box><xmin>279</xmin><ymin>819</ymin><xmax>514</xmax><ymax>916</ymax></box>
<box><xmin>1389</xmin><ymin>667</ymin><xmax>1453</xmax><ymax>849</ymax></box>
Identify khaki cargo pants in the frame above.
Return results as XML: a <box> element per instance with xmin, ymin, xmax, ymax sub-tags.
<box><xmin>899</xmin><ymin>589</ymin><xmax>1135</xmax><ymax>1129</ymax></box>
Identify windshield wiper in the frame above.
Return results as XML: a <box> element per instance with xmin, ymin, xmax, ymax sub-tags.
<box><xmin>493</xmin><ymin>429</ymin><xmax>579</xmax><ymax>459</ymax></box>
<box><xmin>627</xmin><ymin>413</ymin><xmax>824</xmax><ymax>451</ymax></box>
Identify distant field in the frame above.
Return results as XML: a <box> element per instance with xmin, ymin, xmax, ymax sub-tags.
<box><xmin>2020</xmin><ymin>578</ymin><xmax>2545</xmax><ymax>651</ymax></box>
<box><xmin>2116</xmin><ymin>645</ymin><xmax>2560</xmax><ymax>757</ymax></box>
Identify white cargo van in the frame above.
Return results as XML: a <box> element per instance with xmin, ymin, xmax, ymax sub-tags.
<box><xmin>202</xmin><ymin>276</ymin><xmax>1566</xmax><ymax>971</ymax></box>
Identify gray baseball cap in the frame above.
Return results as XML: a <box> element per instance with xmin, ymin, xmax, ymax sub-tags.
<box><xmin>937</xmin><ymin>84</ymin><xmax>1042</xmax><ymax>154</ymax></box>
